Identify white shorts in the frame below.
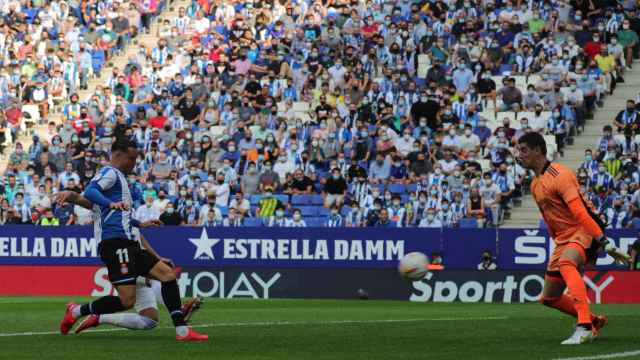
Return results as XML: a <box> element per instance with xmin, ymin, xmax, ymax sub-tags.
<box><xmin>134</xmin><ymin>280</ymin><xmax>159</xmax><ymax>312</ymax></box>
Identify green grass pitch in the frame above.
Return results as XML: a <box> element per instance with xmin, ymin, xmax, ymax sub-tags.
<box><xmin>0</xmin><ymin>297</ymin><xmax>639</xmax><ymax>360</ymax></box>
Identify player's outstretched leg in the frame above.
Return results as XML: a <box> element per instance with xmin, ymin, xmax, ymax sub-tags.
<box><xmin>149</xmin><ymin>262</ymin><xmax>208</xmax><ymax>341</ymax></box>
<box><xmin>60</xmin><ymin>292</ymin><xmax>134</xmax><ymax>335</ymax></box>
<box><xmin>76</xmin><ymin>313</ymin><xmax>158</xmax><ymax>333</ymax></box>
<box><xmin>149</xmin><ymin>279</ymin><xmax>203</xmax><ymax>322</ymax></box>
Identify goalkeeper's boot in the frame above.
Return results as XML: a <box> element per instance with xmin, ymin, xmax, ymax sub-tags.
<box><xmin>75</xmin><ymin>314</ymin><xmax>100</xmax><ymax>334</ymax></box>
<box><xmin>60</xmin><ymin>302</ymin><xmax>80</xmax><ymax>335</ymax></box>
<box><xmin>561</xmin><ymin>325</ymin><xmax>597</xmax><ymax>345</ymax></box>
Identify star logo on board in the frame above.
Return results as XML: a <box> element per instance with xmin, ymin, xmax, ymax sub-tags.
<box><xmin>189</xmin><ymin>228</ymin><xmax>220</xmax><ymax>260</ymax></box>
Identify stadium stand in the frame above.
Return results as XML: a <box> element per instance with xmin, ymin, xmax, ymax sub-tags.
<box><xmin>0</xmin><ymin>0</ymin><xmax>639</xmax><ymax>229</ymax></box>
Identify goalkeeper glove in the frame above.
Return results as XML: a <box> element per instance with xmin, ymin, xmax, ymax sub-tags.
<box><xmin>599</xmin><ymin>236</ymin><xmax>631</xmax><ymax>266</ymax></box>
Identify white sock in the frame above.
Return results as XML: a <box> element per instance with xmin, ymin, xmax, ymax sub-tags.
<box><xmin>176</xmin><ymin>325</ymin><xmax>189</xmax><ymax>337</ymax></box>
<box><xmin>151</xmin><ymin>280</ymin><xmax>164</xmax><ymax>307</ymax></box>
<box><xmin>99</xmin><ymin>313</ymin><xmax>157</xmax><ymax>330</ymax></box>
<box><xmin>71</xmin><ymin>305</ymin><xmax>82</xmax><ymax>318</ymax></box>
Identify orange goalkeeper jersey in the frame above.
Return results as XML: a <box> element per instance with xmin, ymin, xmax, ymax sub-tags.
<box><xmin>531</xmin><ymin>162</ymin><xmax>602</xmax><ymax>244</ymax></box>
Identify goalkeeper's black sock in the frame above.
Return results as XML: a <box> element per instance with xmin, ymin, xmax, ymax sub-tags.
<box><xmin>161</xmin><ymin>280</ymin><xmax>187</xmax><ymax>327</ymax></box>
<box><xmin>79</xmin><ymin>296</ymin><xmax>126</xmax><ymax>316</ymax></box>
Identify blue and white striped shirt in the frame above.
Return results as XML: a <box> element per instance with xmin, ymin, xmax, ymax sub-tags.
<box><xmin>86</xmin><ymin>166</ymin><xmax>137</xmax><ymax>243</ymax></box>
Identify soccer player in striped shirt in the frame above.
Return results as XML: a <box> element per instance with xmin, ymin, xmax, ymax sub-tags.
<box><xmin>58</xmin><ymin>139</ymin><xmax>207</xmax><ymax>341</ymax></box>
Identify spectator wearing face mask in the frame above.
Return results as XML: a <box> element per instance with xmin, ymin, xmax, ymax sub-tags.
<box><xmin>479</xmin><ymin>173</ymin><xmax>502</xmax><ymax>227</ymax></box>
<box><xmin>323</xmin><ymin>167</ymin><xmax>348</xmax><ymax>208</ymax></box>
<box><xmin>159</xmin><ymin>203</ymin><xmax>182</xmax><ymax>225</ymax></box>
<box><xmin>325</xmin><ymin>204</ymin><xmax>344</xmax><ymax>227</ymax></box>
<box><xmin>374</xmin><ymin>208</ymin><xmax>396</xmax><ymax>228</ymax></box>
<box><xmin>135</xmin><ymin>195</ymin><xmax>161</xmax><ymax>223</ymax></box>
<box><xmin>368</xmin><ymin>154</ymin><xmax>391</xmax><ymax>184</ymax></box>
<box><xmin>287</xmin><ymin>208</ymin><xmax>307</xmax><ymax>227</ymax></box>
<box><xmin>477</xmin><ymin>250</ymin><xmax>498</xmax><ymax>270</ymax></box>
<box><xmin>605</xmin><ymin>198</ymin><xmax>630</xmax><ymax>229</ymax></box>
<box><xmin>267</xmin><ymin>206</ymin><xmax>289</xmax><ymax>227</ymax></box>
<box><xmin>418</xmin><ymin>208</ymin><xmax>442</xmax><ymax>228</ymax></box>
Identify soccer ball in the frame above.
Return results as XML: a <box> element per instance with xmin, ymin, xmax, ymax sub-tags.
<box><xmin>398</xmin><ymin>252</ymin><xmax>429</xmax><ymax>280</ymax></box>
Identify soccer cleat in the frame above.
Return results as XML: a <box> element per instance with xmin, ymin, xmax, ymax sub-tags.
<box><xmin>176</xmin><ymin>327</ymin><xmax>208</xmax><ymax>341</ymax></box>
<box><xmin>592</xmin><ymin>315</ymin><xmax>607</xmax><ymax>332</ymax></box>
<box><xmin>182</xmin><ymin>297</ymin><xmax>204</xmax><ymax>323</ymax></box>
<box><xmin>75</xmin><ymin>314</ymin><xmax>100</xmax><ymax>334</ymax></box>
<box><xmin>561</xmin><ymin>326</ymin><xmax>597</xmax><ymax>345</ymax></box>
<box><xmin>59</xmin><ymin>302</ymin><xmax>79</xmax><ymax>335</ymax></box>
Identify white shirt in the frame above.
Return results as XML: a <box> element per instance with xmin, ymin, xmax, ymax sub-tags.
<box><xmin>153</xmin><ymin>198</ymin><xmax>170</xmax><ymax>214</ymax></box>
<box><xmin>134</xmin><ymin>204</ymin><xmax>161</xmax><ymax>223</ymax></box>
<box><xmin>458</xmin><ymin>134</ymin><xmax>480</xmax><ymax>153</ymax></box>
<box><xmin>286</xmin><ymin>218</ymin><xmax>307</xmax><ymax>227</ymax></box>
<box><xmin>229</xmin><ymin>198</ymin><xmax>250</xmax><ymax>213</ymax></box>
<box><xmin>214</xmin><ymin>182</ymin><xmax>231</xmax><ymax>208</ymax></box>
<box><xmin>418</xmin><ymin>218</ymin><xmax>442</xmax><ymax>228</ymax></box>
<box><xmin>74</xmin><ymin>205</ymin><xmax>93</xmax><ymax>225</ymax></box>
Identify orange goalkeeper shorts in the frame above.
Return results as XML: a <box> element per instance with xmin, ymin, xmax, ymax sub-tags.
<box><xmin>547</xmin><ymin>229</ymin><xmax>592</xmax><ymax>272</ymax></box>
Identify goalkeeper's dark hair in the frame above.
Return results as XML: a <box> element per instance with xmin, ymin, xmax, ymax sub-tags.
<box><xmin>111</xmin><ymin>138</ymin><xmax>137</xmax><ymax>154</ymax></box>
<box><xmin>517</xmin><ymin>132</ymin><xmax>547</xmax><ymax>156</ymax></box>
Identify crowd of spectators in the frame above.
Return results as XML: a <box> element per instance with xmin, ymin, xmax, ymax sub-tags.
<box><xmin>0</xmin><ymin>0</ymin><xmax>639</xmax><ymax>228</ymax></box>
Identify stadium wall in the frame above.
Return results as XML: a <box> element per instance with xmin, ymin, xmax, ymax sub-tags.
<box><xmin>0</xmin><ymin>226</ymin><xmax>638</xmax><ymax>303</ymax></box>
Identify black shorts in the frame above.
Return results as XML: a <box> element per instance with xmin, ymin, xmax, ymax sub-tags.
<box><xmin>98</xmin><ymin>239</ymin><xmax>159</xmax><ymax>286</ymax></box>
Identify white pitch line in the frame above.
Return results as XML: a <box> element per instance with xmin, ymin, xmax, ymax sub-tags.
<box><xmin>554</xmin><ymin>350</ymin><xmax>640</xmax><ymax>360</ymax></box>
<box><xmin>0</xmin><ymin>316</ymin><xmax>508</xmax><ymax>338</ymax></box>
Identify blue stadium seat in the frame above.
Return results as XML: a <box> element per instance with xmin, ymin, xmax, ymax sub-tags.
<box><xmin>249</xmin><ymin>195</ymin><xmax>263</xmax><ymax>205</ymax></box>
<box><xmin>275</xmin><ymin>194</ymin><xmax>289</xmax><ymax>204</ymax></box>
<box><xmin>400</xmin><ymin>195</ymin><xmax>410</xmax><ymax>203</ymax></box>
<box><xmin>340</xmin><ymin>206</ymin><xmax>351</xmax><ymax>217</ymax></box>
<box><xmin>219</xmin><ymin>207</ymin><xmax>228</xmax><ymax>216</ymax></box>
<box><xmin>305</xmin><ymin>217</ymin><xmax>325</xmax><ymax>227</ymax></box>
<box><xmin>318</xmin><ymin>207</ymin><xmax>330</xmax><ymax>216</ymax></box>
<box><xmin>459</xmin><ymin>218</ymin><xmax>478</xmax><ymax>229</ymax></box>
<box><xmin>387</xmin><ymin>183</ymin><xmax>406</xmax><ymax>194</ymax></box>
<box><xmin>310</xmin><ymin>194</ymin><xmax>324</xmax><ymax>205</ymax></box>
<box><xmin>291</xmin><ymin>195</ymin><xmax>311</xmax><ymax>205</ymax></box>
<box><xmin>406</xmin><ymin>183</ymin><xmax>418</xmax><ymax>193</ymax></box>
<box><xmin>539</xmin><ymin>219</ymin><xmax>547</xmax><ymax>229</ymax></box>
<box><xmin>244</xmin><ymin>217</ymin><xmax>263</xmax><ymax>227</ymax></box>
<box><xmin>299</xmin><ymin>206</ymin><xmax>318</xmax><ymax>217</ymax></box>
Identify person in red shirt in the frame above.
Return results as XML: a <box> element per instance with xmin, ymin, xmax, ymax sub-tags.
<box><xmin>71</xmin><ymin>107</ymin><xmax>96</xmax><ymax>133</ymax></box>
<box><xmin>148</xmin><ymin>103</ymin><xmax>167</xmax><ymax>129</ymax></box>
<box><xmin>583</xmin><ymin>34</ymin><xmax>603</xmax><ymax>59</ymax></box>
<box><xmin>361</xmin><ymin>15</ymin><xmax>378</xmax><ymax>38</ymax></box>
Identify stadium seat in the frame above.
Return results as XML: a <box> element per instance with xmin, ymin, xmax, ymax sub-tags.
<box><xmin>244</xmin><ymin>217</ymin><xmax>263</xmax><ymax>227</ymax></box>
<box><xmin>299</xmin><ymin>206</ymin><xmax>318</xmax><ymax>217</ymax></box>
<box><xmin>249</xmin><ymin>195</ymin><xmax>263</xmax><ymax>205</ymax></box>
<box><xmin>310</xmin><ymin>194</ymin><xmax>324</xmax><ymax>205</ymax></box>
<box><xmin>387</xmin><ymin>183</ymin><xmax>406</xmax><ymax>194</ymax></box>
<box><xmin>340</xmin><ymin>206</ymin><xmax>352</xmax><ymax>217</ymax></box>
<box><xmin>275</xmin><ymin>194</ymin><xmax>289</xmax><ymax>204</ymax></box>
<box><xmin>318</xmin><ymin>207</ymin><xmax>330</xmax><ymax>216</ymax></box>
<box><xmin>459</xmin><ymin>218</ymin><xmax>479</xmax><ymax>229</ymax></box>
<box><xmin>291</xmin><ymin>195</ymin><xmax>311</xmax><ymax>205</ymax></box>
<box><xmin>219</xmin><ymin>207</ymin><xmax>228</xmax><ymax>216</ymax></box>
<box><xmin>406</xmin><ymin>183</ymin><xmax>418</xmax><ymax>193</ymax></box>
<box><xmin>305</xmin><ymin>217</ymin><xmax>324</xmax><ymax>227</ymax></box>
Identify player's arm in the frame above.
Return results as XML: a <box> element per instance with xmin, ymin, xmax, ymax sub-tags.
<box><xmin>84</xmin><ymin>169</ymin><xmax>128</xmax><ymax>210</ymax></box>
<box><xmin>567</xmin><ymin>198</ymin><xmax>604</xmax><ymax>239</ymax></box>
<box><xmin>53</xmin><ymin>191</ymin><xmax>94</xmax><ymax>210</ymax></box>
